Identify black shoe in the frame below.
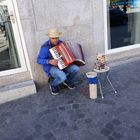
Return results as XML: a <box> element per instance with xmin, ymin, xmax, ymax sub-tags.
<box><xmin>63</xmin><ymin>81</ymin><xmax>75</xmax><ymax>89</ymax></box>
<box><xmin>49</xmin><ymin>85</ymin><xmax>59</xmax><ymax>95</ymax></box>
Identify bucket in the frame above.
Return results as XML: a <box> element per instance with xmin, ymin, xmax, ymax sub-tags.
<box><xmin>86</xmin><ymin>72</ymin><xmax>97</xmax><ymax>99</ymax></box>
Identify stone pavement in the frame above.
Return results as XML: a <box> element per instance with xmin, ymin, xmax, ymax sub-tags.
<box><xmin>1</xmin><ymin>58</ymin><xmax>140</xmax><ymax>140</ymax></box>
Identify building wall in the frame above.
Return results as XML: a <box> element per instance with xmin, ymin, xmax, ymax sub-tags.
<box><xmin>16</xmin><ymin>0</ymin><xmax>140</xmax><ymax>88</ymax></box>
<box><xmin>15</xmin><ymin>0</ymin><xmax>106</xmax><ymax>87</ymax></box>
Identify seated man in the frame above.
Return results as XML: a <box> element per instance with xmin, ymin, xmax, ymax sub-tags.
<box><xmin>37</xmin><ymin>28</ymin><xmax>80</xmax><ymax>95</ymax></box>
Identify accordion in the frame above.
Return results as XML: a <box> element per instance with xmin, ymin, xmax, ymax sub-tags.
<box><xmin>49</xmin><ymin>42</ymin><xmax>75</xmax><ymax>69</ymax></box>
<box><xmin>64</xmin><ymin>41</ymin><xmax>85</xmax><ymax>66</ymax></box>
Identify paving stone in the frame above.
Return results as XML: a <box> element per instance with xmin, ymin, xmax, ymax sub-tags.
<box><xmin>99</xmin><ymin>100</ymin><xmax>116</xmax><ymax>106</ymax></box>
<box><xmin>105</xmin><ymin>122</ymin><xmax>114</xmax><ymax>130</ymax></box>
<box><xmin>67</xmin><ymin>100</ymin><xmax>74</xmax><ymax>104</ymax></box>
<box><xmin>112</xmin><ymin>131</ymin><xmax>123</xmax><ymax>139</ymax></box>
<box><xmin>37</xmin><ymin>109</ymin><xmax>50</xmax><ymax>118</ymax></box>
<box><xmin>72</xmin><ymin>103</ymin><xmax>80</xmax><ymax>109</ymax></box>
<box><xmin>69</xmin><ymin>110</ymin><xmax>86</xmax><ymax>121</ymax></box>
<box><xmin>100</xmin><ymin>128</ymin><xmax>112</xmax><ymax>136</ymax></box>
<box><xmin>34</xmin><ymin>124</ymin><xmax>42</xmax><ymax>131</ymax></box>
<box><xmin>1</xmin><ymin>59</ymin><xmax>140</xmax><ymax>140</ymax></box>
<box><xmin>134</xmin><ymin>126</ymin><xmax>140</xmax><ymax>133</ymax></box>
<box><xmin>78</xmin><ymin>113</ymin><xmax>85</xmax><ymax>119</ymax></box>
<box><xmin>111</xmin><ymin>119</ymin><xmax>122</xmax><ymax>125</ymax></box>
<box><xmin>108</xmin><ymin>136</ymin><xmax>117</xmax><ymax>140</ymax></box>
<box><xmin>21</xmin><ymin>110</ymin><xmax>29</xmax><ymax>115</ymax></box>
<box><xmin>1</xmin><ymin>112</ymin><xmax>12</xmax><ymax>117</ymax></box>
<box><xmin>79</xmin><ymin>103</ymin><xmax>87</xmax><ymax>109</ymax></box>
<box><xmin>115</xmin><ymin>106</ymin><xmax>128</xmax><ymax>115</ymax></box>
<box><xmin>32</xmin><ymin>131</ymin><xmax>42</xmax><ymax>139</ymax></box>
<box><xmin>59</xmin><ymin>104</ymin><xmax>72</xmax><ymax>111</ymax></box>
<box><xmin>129</xmin><ymin>108</ymin><xmax>139</xmax><ymax>114</ymax></box>
<box><xmin>24</xmin><ymin>135</ymin><xmax>34</xmax><ymax>140</ymax></box>
<box><xmin>58</xmin><ymin>106</ymin><xmax>66</xmax><ymax>111</ymax></box>
<box><xmin>71</xmin><ymin>124</ymin><xmax>79</xmax><ymax>131</ymax></box>
<box><xmin>60</xmin><ymin>121</ymin><xmax>68</xmax><ymax>127</ymax></box>
<box><xmin>0</xmin><ymin>117</ymin><xmax>7</xmax><ymax>124</ymax></box>
<box><xmin>85</xmin><ymin>118</ymin><xmax>92</xmax><ymax>124</ymax></box>
<box><xmin>44</xmin><ymin>132</ymin><xmax>56</xmax><ymax>140</ymax></box>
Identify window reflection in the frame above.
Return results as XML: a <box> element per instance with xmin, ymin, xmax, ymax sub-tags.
<box><xmin>107</xmin><ymin>0</ymin><xmax>140</xmax><ymax>49</ymax></box>
<box><xmin>0</xmin><ymin>4</ymin><xmax>20</xmax><ymax>71</ymax></box>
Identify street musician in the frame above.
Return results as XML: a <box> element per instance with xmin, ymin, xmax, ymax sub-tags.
<box><xmin>37</xmin><ymin>28</ymin><xmax>80</xmax><ymax>95</ymax></box>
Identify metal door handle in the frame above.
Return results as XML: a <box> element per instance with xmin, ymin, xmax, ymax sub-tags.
<box><xmin>6</xmin><ymin>11</ymin><xmax>15</xmax><ymax>23</ymax></box>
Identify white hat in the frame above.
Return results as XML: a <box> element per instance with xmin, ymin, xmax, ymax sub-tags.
<box><xmin>47</xmin><ymin>28</ymin><xmax>62</xmax><ymax>38</ymax></box>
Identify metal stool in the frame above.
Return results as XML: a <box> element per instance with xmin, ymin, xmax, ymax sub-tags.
<box><xmin>93</xmin><ymin>66</ymin><xmax>117</xmax><ymax>99</ymax></box>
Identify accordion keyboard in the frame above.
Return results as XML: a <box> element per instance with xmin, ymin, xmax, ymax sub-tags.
<box><xmin>49</xmin><ymin>47</ymin><xmax>66</xmax><ymax>69</ymax></box>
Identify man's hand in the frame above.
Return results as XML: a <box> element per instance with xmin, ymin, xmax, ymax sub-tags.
<box><xmin>49</xmin><ymin>59</ymin><xmax>58</xmax><ymax>66</ymax></box>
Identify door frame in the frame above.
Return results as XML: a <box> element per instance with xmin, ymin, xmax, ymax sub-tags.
<box><xmin>0</xmin><ymin>0</ymin><xmax>31</xmax><ymax>77</ymax></box>
<box><xmin>103</xmin><ymin>0</ymin><xmax>140</xmax><ymax>55</ymax></box>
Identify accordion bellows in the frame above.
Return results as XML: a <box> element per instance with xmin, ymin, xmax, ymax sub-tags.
<box><xmin>49</xmin><ymin>41</ymin><xmax>86</xmax><ymax>69</ymax></box>
<box><xmin>64</xmin><ymin>41</ymin><xmax>85</xmax><ymax>66</ymax></box>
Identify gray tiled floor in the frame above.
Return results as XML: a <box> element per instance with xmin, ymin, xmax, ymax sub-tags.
<box><xmin>1</xmin><ymin>58</ymin><xmax>140</xmax><ymax>140</ymax></box>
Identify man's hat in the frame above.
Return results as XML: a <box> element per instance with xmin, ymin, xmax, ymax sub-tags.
<box><xmin>47</xmin><ymin>28</ymin><xmax>62</xmax><ymax>38</ymax></box>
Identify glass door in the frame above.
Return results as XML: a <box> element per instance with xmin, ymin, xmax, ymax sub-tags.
<box><xmin>0</xmin><ymin>0</ymin><xmax>26</xmax><ymax>76</ymax></box>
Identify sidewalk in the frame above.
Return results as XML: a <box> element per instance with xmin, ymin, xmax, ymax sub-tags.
<box><xmin>0</xmin><ymin>57</ymin><xmax>140</xmax><ymax>140</ymax></box>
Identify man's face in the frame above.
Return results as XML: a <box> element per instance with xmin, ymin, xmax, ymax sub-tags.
<box><xmin>50</xmin><ymin>37</ymin><xmax>59</xmax><ymax>45</ymax></box>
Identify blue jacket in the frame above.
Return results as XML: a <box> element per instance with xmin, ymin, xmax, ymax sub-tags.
<box><xmin>37</xmin><ymin>40</ymin><xmax>62</xmax><ymax>77</ymax></box>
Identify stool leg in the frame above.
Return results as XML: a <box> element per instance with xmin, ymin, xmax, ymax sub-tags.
<box><xmin>102</xmin><ymin>72</ymin><xmax>108</xmax><ymax>88</ymax></box>
<box><xmin>97</xmin><ymin>78</ymin><xmax>104</xmax><ymax>99</ymax></box>
<box><xmin>106</xmin><ymin>76</ymin><xmax>117</xmax><ymax>94</ymax></box>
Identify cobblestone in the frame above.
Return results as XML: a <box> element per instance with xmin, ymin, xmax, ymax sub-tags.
<box><xmin>105</xmin><ymin>122</ymin><xmax>114</xmax><ymax>130</ymax></box>
<box><xmin>111</xmin><ymin>119</ymin><xmax>122</xmax><ymax>125</ymax></box>
<box><xmin>0</xmin><ymin>58</ymin><xmax>140</xmax><ymax>139</ymax></box>
<box><xmin>113</xmin><ymin>131</ymin><xmax>123</xmax><ymax>139</ymax></box>
<box><xmin>101</xmin><ymin>128</ymin><xmax>112</xmax><ymax>136</ymax></box>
